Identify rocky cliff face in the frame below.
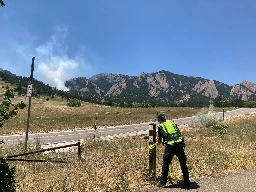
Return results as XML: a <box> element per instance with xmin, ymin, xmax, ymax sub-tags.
<box><xmin>192</xmin><ymin>80</ymin><xmax>219</xmax><ymax>98</ymax></box>
<box><xmin>230</xmin><ymin>80</ymin><xmax>256</xmax><ymax>100</ymax></box>
<box><xmin>65</xmin><ymin>70</ymin><xmax>256</xmax><ymax>104</ymax></box>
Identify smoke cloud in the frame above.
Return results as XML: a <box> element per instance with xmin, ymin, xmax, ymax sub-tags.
<box><xmin>35</xmin><ymin>27</ymin><xmax>78</xmax><ymax>91</ymax></box>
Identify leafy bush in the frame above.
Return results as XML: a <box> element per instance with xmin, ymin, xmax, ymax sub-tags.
<box><xmin>189</xmin><ymin>109</ymin><xmax>221</xmax><ymax>128</ymax></box>
<box><xmin>211</xmin><ymin>123</ymin><xmax>228</xmax><ymax>135</ymax></box>
<box><xmin>0</xmin><ymin>88</ymin><xmax>26</xmax><ymax>127</ymax></box>
<box><xmin>67</xmin><ymin>98</ymin><xmax>81</xmax><ymax>107</ymax></box>
<box><xmin>0</xmin><ymin>87</ymin><xmax>25</xmax><ymax>191</ymax></box>
<box><xmin>0</xmin><ymin>159</ymin><xmax>16</xmax><ymax>192</ymax></box>
<box><xmin>244</xmin><ymin>100</ymin><xmax>256</xmax><ymax>108</ymax></box>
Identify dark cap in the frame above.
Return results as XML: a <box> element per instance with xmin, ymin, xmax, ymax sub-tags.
<box><xmin>157</xmin><ymin>114</ymin><xmax>166</xmax><ymax>122</ymax></box>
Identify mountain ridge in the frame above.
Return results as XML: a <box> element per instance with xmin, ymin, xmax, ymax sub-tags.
<box><xmin>1</xmin><ymin>68</ymin><xmax>255</xmax><ymax>106</ymax></box>
<box><xmin>65</xmin><ymin>70</ymin><xmax>256</xmax><ymax>106</ymax></box>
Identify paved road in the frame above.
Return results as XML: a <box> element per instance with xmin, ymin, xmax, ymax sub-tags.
<box><xmin>0</xmin><ymin>108</ymin><xmax>255</xmax><ymax>147</ymax></box>
<box><xmin>143</xmin><ymin>168</ymin><xmax>256</xmax><ymax>192</ymax></box>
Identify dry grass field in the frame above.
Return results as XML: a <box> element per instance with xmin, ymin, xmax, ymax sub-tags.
<box><xmin>1</xmin><ymin>96</ymin><xmax>203</xmax><ymax>135</ymax></box>
<box><xmin>1</xmin><ymin>108</ymin><xmax>256</xmax><ymax>191</ymax></box>
<box><xmin>0</xmin><ymin>86</ymin><xmax>235</xmax><ymax>135</ymax></box>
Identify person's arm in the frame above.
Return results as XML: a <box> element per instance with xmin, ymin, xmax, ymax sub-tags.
<box><xmin>157</xmin><ymin>136</ymin><xmax>162</xmax><ymax>145</ymax></box>
<box><xmin>175</xmin><ymin>123</ymin><xmax>186</xmax><ymax>147</ymax></box>
<box><xmin>173</xmin><ymin>121</ymin><xmax>183</xmax><ymax>137</ymax></box>
<box><xmin>157</xmin><ymin>126</ymin><xmax>163</xmax><ymax>145</ymax></box>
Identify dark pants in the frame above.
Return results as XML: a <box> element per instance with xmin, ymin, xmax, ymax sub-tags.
<box><xmin>160</xmin><ymin>143</ymin><xmax>190</xmax><ymax>185</ymax></box>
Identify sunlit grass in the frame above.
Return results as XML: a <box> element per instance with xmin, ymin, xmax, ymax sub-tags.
<box><xmin>1</xmin><ymin>113</ymin><xmax>255</xmax><ymax>191</ymax></box>
<box><xmin>1</xmin><ymin>79</ymin><xmax>251</xmax><ymax>191</ymax></box>
<box><xmin>0</xmin><ymin>93</ymin><xmax>235</xmax><ymax>135</ymax></box>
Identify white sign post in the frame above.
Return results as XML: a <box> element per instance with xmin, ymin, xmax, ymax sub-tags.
<box><xmin>27</xmin><ymin>84</ymin><xmax>32</xmax><ymax>97</ymax></box>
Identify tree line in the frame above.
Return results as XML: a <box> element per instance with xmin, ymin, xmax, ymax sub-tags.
<box><xmin>1</xmin><ymin>70</ymin><xmax>256</xmax><ymax>108</ymax></box>
<box><xmin>0</xmin><ymin>71</ymin><xmax>100</xmax><ymax>104</ymax></box>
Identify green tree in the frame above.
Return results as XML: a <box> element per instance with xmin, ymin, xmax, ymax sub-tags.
<box><xmin>67</xmin><ymin>98</ymin><xmax>81</xmax><ymax>107</ymax></box>
<box><xmin>214</xmin><ymin>96</ymin><xmax>223</xmax><ymax>107</ymax></box>
<box><xmin>126</xmin><ymin>100</ymin><xmax>133</xmax><ymax>108</ymax></box>
<box><xmin>0</xmin><ymin>0</ymin><xmax>5</xmax><ymax>7</ymax></box>
<box><xmin>119</xmin><ymin>101</ymin><xmax>125</xmax><ymax>108</ymax></box>
<box><xmin>231</xmin><ymin>99</ymin><xmax>244</xmax><ymax>108</ymax></box>
<box><xmin>0</xmin><ymin>159</ymin><xmax>16</xmax><ymax>192</ymax></box>
<box><xmin>106</xmin><ymin>100</ymin><xmax>113</xmax><ymax>106</ymax></box>
<box><xmin>244</xmin><ymin>100</ymin><xmax>256</xmax><ymax>108</ymax></box>
<box><xmin>149</xmin><ymin>101</ymin><xmax>156</xmax><ymax>108</ymax></box>
<box><xmin>222</xmin><ymin>99</ymin><xmax>231</xmax><ymax>107</ymax></box>
<box><xmin>214</xmin><ymin>96</ymin><xmax>231</xmax><ymax>107</ymax></box>
<box><xmin>14</xmin><ymin>84</ymin><xmax>23</xmax><ymax>96</ymax></box>
<box><xmin>0</xmin><ymin>87</ymin><xmax>26</xmax><ymax>192</ymax></box>
<box><xmin>0</xmin><ymin>88</ymin><xmax>26</xmax><ymax>127</ymax></box>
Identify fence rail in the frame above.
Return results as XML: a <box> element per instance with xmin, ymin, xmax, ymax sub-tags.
<box><xmin>5</xmin><ymin>158</ymin><xmax>67</xmax><ymax>163</ymax></box>
<box><xmin>0</xmin><ymin>142</ymin><xmax>81</xmax><ymax>162</ymax></box>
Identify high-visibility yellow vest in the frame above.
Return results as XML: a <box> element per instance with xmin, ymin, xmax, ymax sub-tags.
<box><xmin>158</xmin><ymin>121</ymin><xmax>183</xmax><ymax>145</ymax></box>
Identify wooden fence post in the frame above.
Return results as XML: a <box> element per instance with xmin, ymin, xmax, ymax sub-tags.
<box><xmin>149</xmin><ymin>123</ymin><xmax>156</xmax><ymax>182</ymax></box>
<box><xmin>77</xmin><ymin>142</ymin><xmax>81</xmax><ymax>160</ymax></box>
<box><xmin>223</xmin><ymin>108</ymin><xmax>225</xmax><ymax>121</ymax></box>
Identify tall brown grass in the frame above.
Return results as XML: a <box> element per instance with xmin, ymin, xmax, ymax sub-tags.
<box><xmin>1</xmin><ymin>113</ymin><xmax>256</xmax><ymax>191</ymax></box>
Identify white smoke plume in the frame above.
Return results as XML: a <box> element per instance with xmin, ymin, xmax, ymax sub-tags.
<box><xmin>35</xmin><ymin>26</ymin><xmax>79</xmax><ymax>91</ymax></box>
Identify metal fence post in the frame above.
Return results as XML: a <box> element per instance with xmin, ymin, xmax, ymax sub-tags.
<box><xmin>149</xmin><ymin>123</ymin><xmax>156</xmax><ymax>182</ymax></box>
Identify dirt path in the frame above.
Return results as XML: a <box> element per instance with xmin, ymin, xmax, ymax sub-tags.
<box><xmin>142</xmin><ymin>168</ymin><xmax>256</xmax><ymax>192</ymax></box>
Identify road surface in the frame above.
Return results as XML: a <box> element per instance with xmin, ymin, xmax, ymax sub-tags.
<box><xmin>142</xmin><ymin>168</ymin><xmax>256</xmax><ymax>192</ymax></box>
<box><xmin>0</xmin><ymin>108</ymin><xmax>255</xmax><ymax>147</ymax></box>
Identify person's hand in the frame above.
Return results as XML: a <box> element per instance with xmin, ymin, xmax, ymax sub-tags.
<box><xmin>149</xmin><ymin>142</ymin><xmax>157</xmax><ymax>150</ymax></box>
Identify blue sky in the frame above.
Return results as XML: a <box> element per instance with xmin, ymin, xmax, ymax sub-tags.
<box><xmin>1</xmin><ymin>0</ymin><xmax>256</xmax><ymax>90</ymax></box>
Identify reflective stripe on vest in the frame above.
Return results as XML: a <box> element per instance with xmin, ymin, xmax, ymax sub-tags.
<box><xmin>158</xmin><ymin>121</ymin><xmax>183</xmax><ymax>145</ymax></box>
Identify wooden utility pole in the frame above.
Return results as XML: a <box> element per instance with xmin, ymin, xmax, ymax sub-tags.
<box><xmin>25</xmin><ymin>57</ymin><xmax>35</xmax><ymax>151</ymax></box>
<box><xmin>149</xmin><ymin>123</ymin><xmax>156</xmax><ymax>182</ymax></box>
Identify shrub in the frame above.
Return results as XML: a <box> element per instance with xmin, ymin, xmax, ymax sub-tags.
<box><xmin>0</xmin><ymin>87</ymin><xmax>25</xmax><ymax>191</ymax></box>
<box><xmin>211</xmin><ymin>123</ymin><xmax>228</xmax><ymax>135</ymax></box>
<box><xmin>0</xmin><ymin>88</ymin><xmax>26</xmax><ymax>127</ymax></box>
<box><xmin>0</xmin><ymin>159</ymin><xmax>16</xmax><ymax>192</ymax></box>
<box><xmin>244</xmin><ymin>100</ymin><xmax>256</xmax><ymax>108</ymax></box>
<box><xmin>189</xmin><ymin>108</ymin><xmax>221</xmax><ymax>128</ymax></box>
<box><xmin>67</xmin><ymin>98</ymin><xmax>81</xmax><ymax>107</ymax></box>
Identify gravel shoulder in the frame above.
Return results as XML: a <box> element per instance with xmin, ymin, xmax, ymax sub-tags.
<box><xmin>142</xmin><ymin>168</ymin><xmax>256</xmax><ymax>192</ymax></box>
